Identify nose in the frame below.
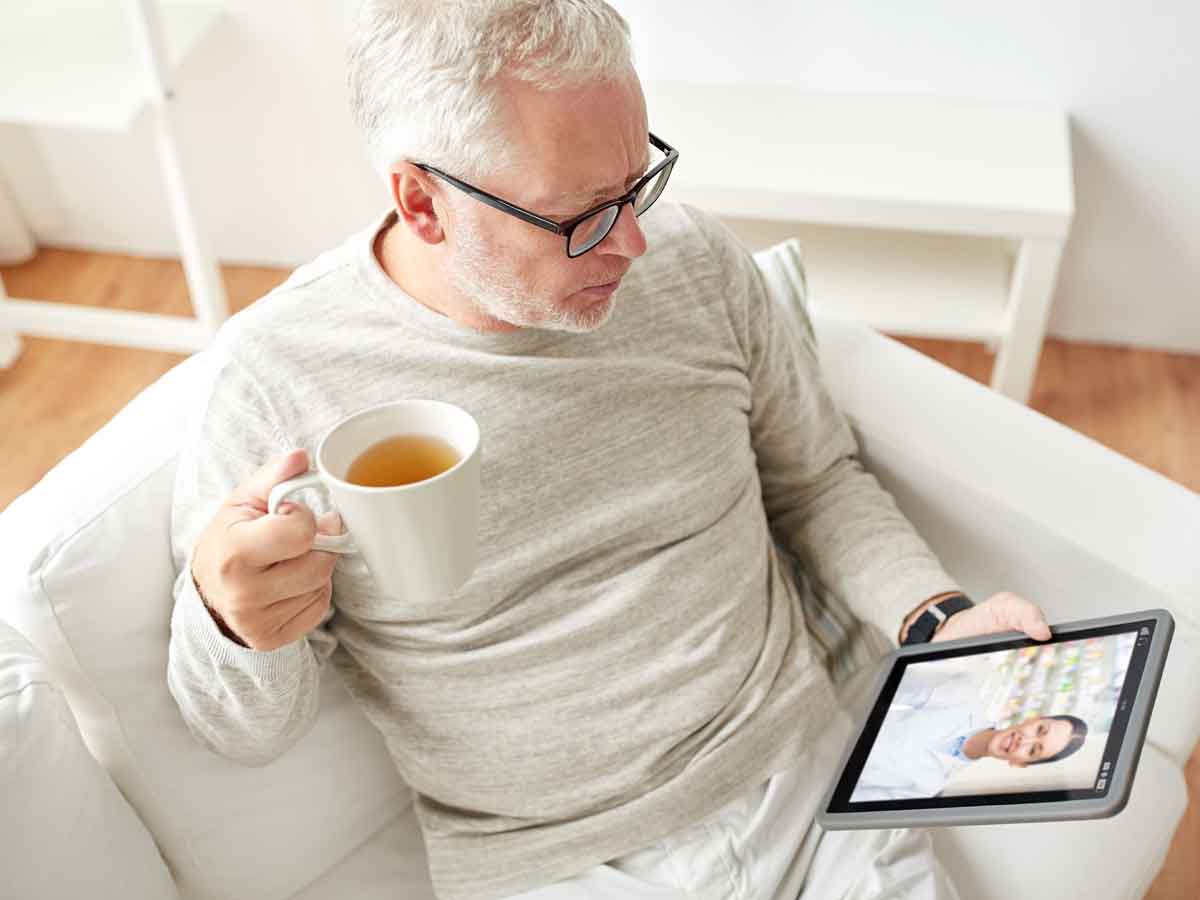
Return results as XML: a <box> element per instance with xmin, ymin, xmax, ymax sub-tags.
<box><xmin>597</xmin><ymin>201</ymin><xmax>647</xmax><ymax>260</ymax></box>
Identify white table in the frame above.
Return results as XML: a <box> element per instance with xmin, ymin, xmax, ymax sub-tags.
<box><xmin>0</xmin><ymin>0</ymin><xmax>228</xmax><ymax>367</ymax></box>
<box><xmin>643</xmin><ymin>81</ymin><xmax>1076</xmax><ymax>404</ymax></box>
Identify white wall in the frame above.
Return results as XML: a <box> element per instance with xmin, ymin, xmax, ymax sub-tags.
<box><xmin>1</xmin><ymin>1</ymin><xmax>380</xmax><ymax>268</ymax></box>
<box><xmin>3</xmin><ymin>0</ymin><xmax>1198</xmax><ymax>352</ymax></box>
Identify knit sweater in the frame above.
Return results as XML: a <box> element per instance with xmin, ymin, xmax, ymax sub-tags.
<box><xmin>167</xmin><ymin>202</ymin><xmax>960</xmax><ymax>899</ymax></box>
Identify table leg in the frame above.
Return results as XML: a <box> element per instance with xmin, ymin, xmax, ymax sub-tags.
<box><xmin>0</xmin><ymin>271</ymin><xmax>24</xmax><ymax>369</ymax></box>
<box><xmin>128</xmin><ymin>0</ymin><xmax>229</xmax><ymax>336</ymax></box>
<box><xmin>992</xmin><ymin>238</ymin><xmax>1065</xmax><ymax>404</ymax></box>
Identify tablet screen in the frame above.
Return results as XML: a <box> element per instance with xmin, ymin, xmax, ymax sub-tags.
<box><xmin>827</xmin><ymin>620</ymin><xmax>1158</xmax><ymax>813</ymax></box>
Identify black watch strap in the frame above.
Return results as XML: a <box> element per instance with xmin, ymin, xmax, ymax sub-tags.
<box><xmin>902</xmin><ymin>593</ymin><xmax>974</xmax><ymax>645</ymax></box>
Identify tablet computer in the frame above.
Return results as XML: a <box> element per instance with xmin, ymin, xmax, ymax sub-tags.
<box><xmin>816</xmin><ymin>608</ymin><xmax>1173</xmax><ymax>830</ymax></box>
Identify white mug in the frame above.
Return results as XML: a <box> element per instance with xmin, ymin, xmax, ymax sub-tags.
<box><xmin>267</xmin><ymin>399</ymin><xmax>481</xmax><ymax>603</ymax></box>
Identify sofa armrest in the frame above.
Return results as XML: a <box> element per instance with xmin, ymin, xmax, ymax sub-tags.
<box><xmin>0</xmin><ymin>621</ymin><xmax>179</xmax><ymax>898</ymax></box>
<box><xmin>813</xmin><ymin>307</ymin><xmax>1200</xmax><ymax>767</ymax></box>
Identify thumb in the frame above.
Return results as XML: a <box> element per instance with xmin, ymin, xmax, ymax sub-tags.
<box><xmin>1017</xmin><ymin>602</ymin><xmax>1053</xmax><ymax>642</ymax></box>
<box><xmin>230</xmin><ymin>448</ymin><xmax>311</xmax><ymax>513</ymax></box>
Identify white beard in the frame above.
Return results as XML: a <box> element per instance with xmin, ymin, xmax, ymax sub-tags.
<box><xmin>446</xmin><ymin>213</ymin><xmax>615</xmax><ymax>334</ymax></box>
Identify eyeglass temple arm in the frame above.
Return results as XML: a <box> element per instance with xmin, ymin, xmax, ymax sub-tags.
<box><xmin>412</xmin><ymin>164</ymin><xmax>567</xmax><ymax>236</ymax></box>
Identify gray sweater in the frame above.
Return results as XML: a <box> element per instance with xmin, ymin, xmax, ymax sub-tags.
<box><xmin>167</xmin><ymin>202</ymin><xmax>959</xmax><ymax>899</ymax></box>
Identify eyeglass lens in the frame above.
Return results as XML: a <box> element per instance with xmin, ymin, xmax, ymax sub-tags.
<box><xmin>567</xmin><ymin>161</ymin><xmax>673</xmax><ymax>257</ymax></box>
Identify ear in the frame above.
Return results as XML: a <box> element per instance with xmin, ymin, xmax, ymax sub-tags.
<box><xmin>390</xmin><ymin>164</ymin><xmax>446</xmax><ymax>245</ymax></box>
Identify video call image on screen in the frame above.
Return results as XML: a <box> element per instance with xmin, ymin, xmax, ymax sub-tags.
<box><xmin>850</xmin><ymin>632</ymin><xmax>1137</xmax><ymax>803</ymax></box>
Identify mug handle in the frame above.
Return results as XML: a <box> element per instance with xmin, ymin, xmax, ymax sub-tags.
<box><xmin>267</xmin><ymin>471</ymin><xmax>357</xmax><ymax>554</ymax></box>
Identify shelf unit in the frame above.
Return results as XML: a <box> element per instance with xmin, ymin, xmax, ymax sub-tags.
<box><xmin>644</xmin><ymin>80</ymin><xmax>1076</xmax><ymax>403</ymax></box>
<box><xmin>0</xmin><ymin>0</ymin><xmax>229</xmax><ymax>367</ymax></box>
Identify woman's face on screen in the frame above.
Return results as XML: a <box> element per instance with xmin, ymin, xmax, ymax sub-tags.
<box><xmin>987</xmin><ymin>717</ymin><xmax>1075</xmax><ymax>767</ymax></box>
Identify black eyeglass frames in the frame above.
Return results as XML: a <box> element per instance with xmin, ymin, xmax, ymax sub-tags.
<box><xmin>414</xmin><ymin>132</ymin><xmax>679</xmax><ymax>258</ymax></box>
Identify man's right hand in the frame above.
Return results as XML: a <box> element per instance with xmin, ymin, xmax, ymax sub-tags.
<box><xmin>190</xmin><ymin>449</ymin><xmax>343</xmax><ymax>651</ymax></box>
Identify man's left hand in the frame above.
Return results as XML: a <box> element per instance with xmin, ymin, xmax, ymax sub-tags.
<box><xmin>931</xmin><ymin>591</ymin><xmax>1052</xmax><ymax>644</ymax></box>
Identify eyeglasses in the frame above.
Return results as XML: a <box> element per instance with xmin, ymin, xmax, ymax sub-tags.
<box><xmin>414</xmin><ymin>132</ymin><xmax>679</xmax><ymax>258</ymax></box>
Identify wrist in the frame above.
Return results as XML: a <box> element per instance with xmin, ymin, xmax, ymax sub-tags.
<box><xmin>902</xmin><ymin>595</ymin><xmax>974</xmax><ymax>643</ymax></box>
<box><xmin>191</xmin><ymin>568</ymin><xmax>249</xmax><ymax>648</ymax></box>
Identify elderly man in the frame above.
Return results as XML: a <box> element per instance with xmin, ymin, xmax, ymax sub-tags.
<box><xmin>168</xmin><ymin>2</ymin><xmax>1054</xmax><ymax>898</ymax></box>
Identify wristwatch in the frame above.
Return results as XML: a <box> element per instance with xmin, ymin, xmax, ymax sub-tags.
<box><xmin>901</xmin><ymin>593</ymin><xmax>974</xmax><ymax>645</ymax></box>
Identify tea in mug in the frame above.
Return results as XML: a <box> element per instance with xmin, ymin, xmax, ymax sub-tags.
<box><xmin>345</xmin><ymin>434</ymin><xmax>461</xmax><ymax>487</ymax></box>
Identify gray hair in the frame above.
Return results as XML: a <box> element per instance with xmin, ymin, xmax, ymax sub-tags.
<box><xmin>346</xmin><ymin>0</ymin><xmax>635</xmax><ymax>182</ymax></box>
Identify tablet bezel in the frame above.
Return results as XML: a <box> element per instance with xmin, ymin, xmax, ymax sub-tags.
<box><xmin>816</xmin><ymin>608</ymin><xmax>1174</xmax><ymax>830</ymax></box>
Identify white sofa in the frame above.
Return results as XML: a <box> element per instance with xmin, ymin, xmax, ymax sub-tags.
<box><xmin>2</xmin><ymin>242</ymin><xmax>1198</xmax><ymax>900</ymax></box>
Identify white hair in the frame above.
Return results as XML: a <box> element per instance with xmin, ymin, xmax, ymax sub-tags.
<box><xmin>347</xmin><ymin>0</ymin><xmax>635</xmax><ymax>182</ymax></box>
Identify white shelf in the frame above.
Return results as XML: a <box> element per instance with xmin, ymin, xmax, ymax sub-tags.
<box><xmin>728</xmin><ymin>219</ymin><xmax>1013</xmax><ymax>341</ymax></box>
<box><xmin>644</xmin><ymin>80</ymin><xmax>1075</xmax><ymax>403</ymax></box>
<box><xmin>0</xmin><ymin>0</ymin><xmax>229</xmax><ymax>365</ymax></box>
<box><xmin>645</xmin><ymin>81</ymin><xmax>1074</xmax><ymax>240</ymax></box>
<box><xmin>0</xmin><ymin>1</ymin><xmax>222</xmax><ymax>131</ymax></box>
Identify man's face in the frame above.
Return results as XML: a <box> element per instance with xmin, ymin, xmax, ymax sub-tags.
<box><xmin>444</xmin><ymin>69</ymin><xmax>651</xmax><ymax>332</ymax></box>
<box><xmin>986</xmin><ymin>716</ymin><xmax>1075</xmax><ymax>767</ymax></box>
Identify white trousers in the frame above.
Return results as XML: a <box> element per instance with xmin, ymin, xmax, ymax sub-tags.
<box><xmin>506</xmin><ymin>710</ymin><xmax>960</xmax><ymax>900</ymax></box>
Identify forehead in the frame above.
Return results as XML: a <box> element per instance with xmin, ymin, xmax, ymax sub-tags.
<box><xmin>493</xmin><ymin>73</ymin><xmax>649</xmax><ymax>203</ymax></box>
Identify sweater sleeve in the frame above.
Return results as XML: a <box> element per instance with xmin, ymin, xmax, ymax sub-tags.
<box><xmin>166</xmin><ymin>344</ymin><xmax>336</xmax><ymax>766</ymax></box>
<box><xmin>687</xmin><ymin>206</ymin><xmax>962</xmax><ymax>646</ymax></box>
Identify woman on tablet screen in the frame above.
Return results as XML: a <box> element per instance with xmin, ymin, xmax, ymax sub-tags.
<box><xmin>852</xmin><ymin>667</ymin><xmax>1089</xmax><ymax>802</ymax></box>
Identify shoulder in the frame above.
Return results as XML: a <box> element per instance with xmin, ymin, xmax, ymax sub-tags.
<box><xmin>628</xmin><ymin>201</ymin><xmax>762</xmax><ymax>317</ymax></box>
<box><xmin>638</xmin><ymin>201</ymin><xmax>749</xmax><ymax>274</ymax></box>
<box><xmin>219</xmin><ymin>249</ymin><xmax>353</xmax><ymax>345</ymax></box>
<box><xmin>208</xmin><ymin>222</ymin><xmax>375</xmax><ymax>369</ymax></box>
<box><xmin>619</xmin><ymin>202</ymin><xmax>767</xmax><ymax>355</ymax></box>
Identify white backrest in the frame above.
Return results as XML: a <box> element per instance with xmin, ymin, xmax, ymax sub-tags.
<box><xmin>0</xmin><ymin>353</ymin><xmax>409</xmax><ymax>900</ymax></box>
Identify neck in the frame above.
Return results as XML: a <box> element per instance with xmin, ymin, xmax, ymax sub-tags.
<box><xmin>963</xmin><ymin>727</ymin><xmax>995</xmax><ymax>760</ymax></box>
<box><xmin>374</xmin><ymin>214</ymin><xmax>517</xmax><ymax>334</ymax></box>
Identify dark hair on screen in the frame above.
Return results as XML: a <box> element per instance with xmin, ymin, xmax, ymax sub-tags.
<box><xmin>1026</xmin><ymin>715</ymin><xmax>1089</xmax><ymax>765</ymax></box>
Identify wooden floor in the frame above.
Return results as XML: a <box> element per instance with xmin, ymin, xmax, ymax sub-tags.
<box><xmin>1</xmin><ymin>248</ymin><xmax>1197</xmax><ymax>897</ymax></box>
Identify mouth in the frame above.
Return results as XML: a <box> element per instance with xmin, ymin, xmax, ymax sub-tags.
<box><xmin>577</xmin><ymin>278</ymin><xmax>622</xmax><ymax>299</ymax></box>
<box><xmin>590</xmin><ymin>277</ymin><xmax>622</xmax><ymax>290</ymax></box>
<box><xmin>1004</xmin><ymin>732</ymin><xmax>1018</xmax><ymax>754</ymax></box>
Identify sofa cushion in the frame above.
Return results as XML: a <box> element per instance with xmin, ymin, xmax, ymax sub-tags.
<box><xmin>0</xmin><ymin>354</ymin><xmax>410</xmax><ymax>900</ymax></box>
<box><xmin>932</xmin><ymin>741</ymin><xmax>1187</xmax><ymax>900</ymax></box>
<box><xmin>291</xmin><ymin>806</ymin><xmax>436</xmax><ymax>900</ymax></box>
<box><xmin>0</xmin><ymin>620</ymin><xmax>180</xmax><ymax>899</ymax></box>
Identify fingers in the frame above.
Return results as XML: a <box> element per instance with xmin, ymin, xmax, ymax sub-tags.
<box><xmin>990</xmin><ymin>591</ymin><xmax>1053</xmax><ymax>641</ymax></box>
<box><xmin>257</xmin><ymin>547</ymin><xmax>337</xmax><ymax>602</ymax></box>
<box><xmin>230</xmin><ymin>585</ymin><xmax>330</xmax><ymax>651</ymax></box>
<box><xmin>1017</xmin><ymin>601</ymin><xmax>1053</xmax><ymax>641</ymax></box>
<box><xmin>238</xmin><ymin>511</ymin><xmax>342</xmax><ymax>647</ymax></box>
<box><xmin>230</xmin><ymin>448</ymin><xmax>311</xmax><ymax>513</ymax></box>
<box><xmin>254</xmin><ymin>510</ymin><xmax>342</xmax><ymax>602</ymax></box>
<box><xmin>261</xmin><ymin>587</ymin><xmax>332</xmax><ymax>651</ymax></box>
<box><xmin>315</xmin><ymin>510</ymin><xmax>344</xmax><ymax>538</ymax></box>
<box><xmin>228</xmin><ymin>501</ymin><xmax>320</xmax><ymax>569</ymax></box>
